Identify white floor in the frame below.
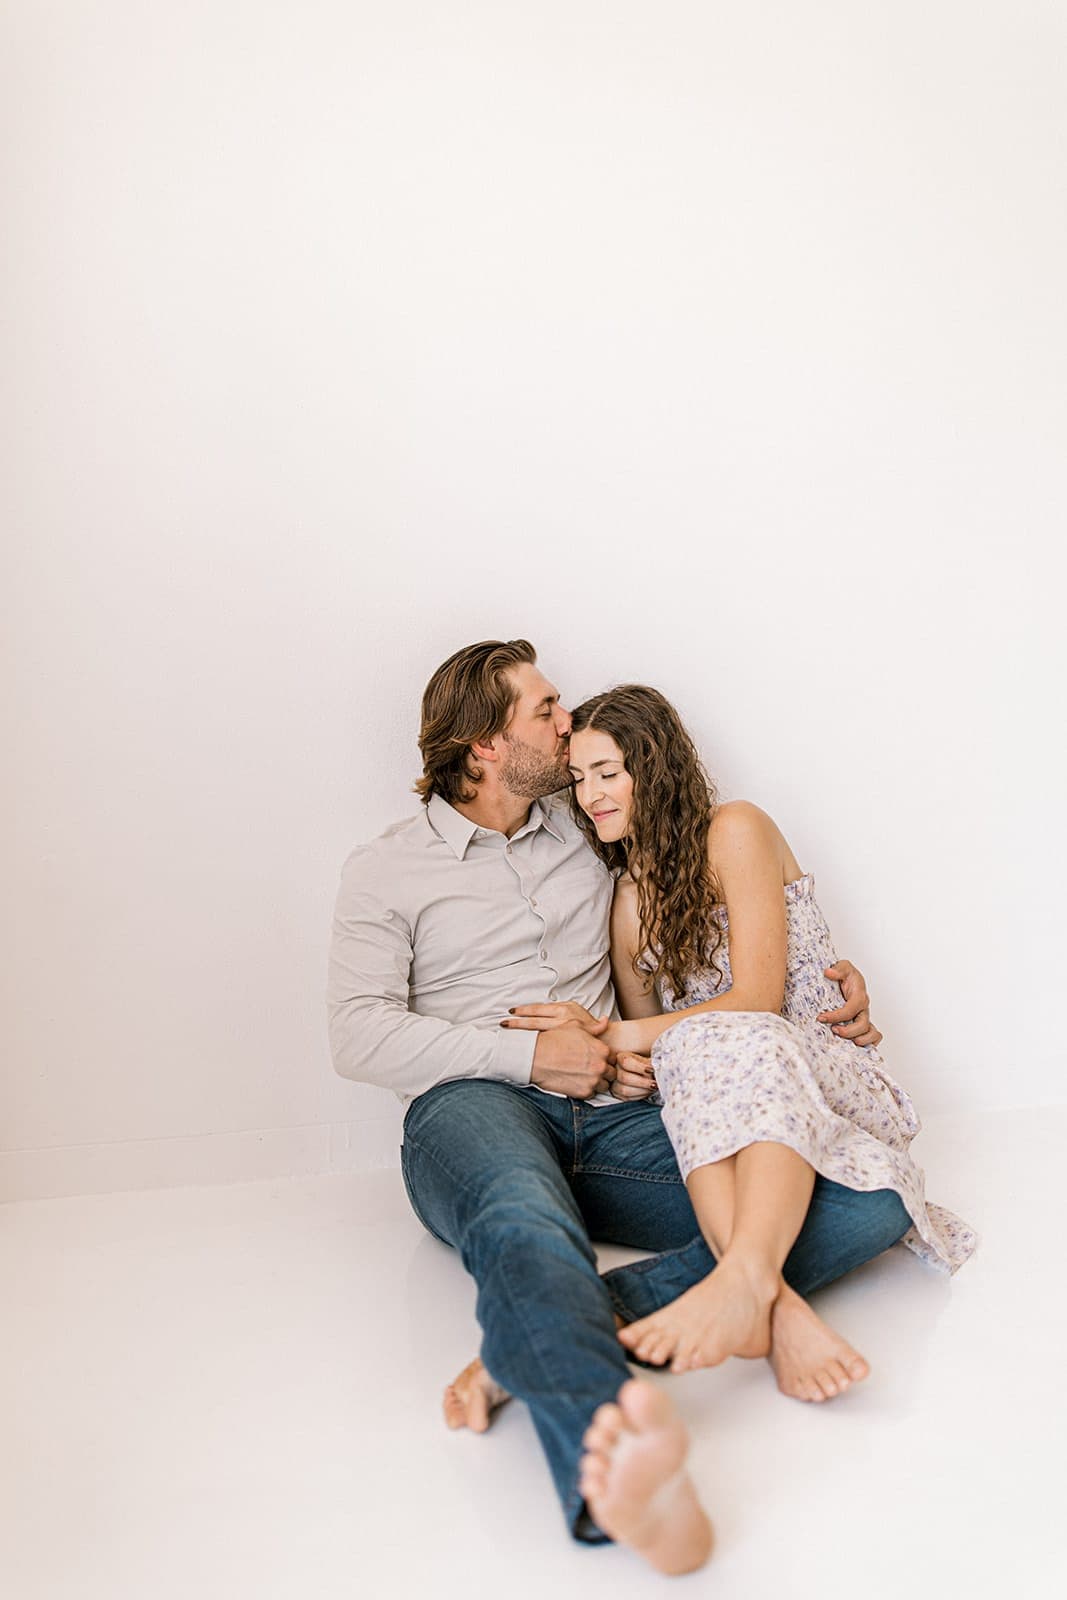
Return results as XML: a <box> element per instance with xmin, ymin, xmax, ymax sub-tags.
<box><xmin>2</xmin><ymin>1107</ymin><xmax>1062</xmax><ymax>1600</ymax></box>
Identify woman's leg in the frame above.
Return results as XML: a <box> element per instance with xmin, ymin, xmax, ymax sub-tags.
<box><xmin>620</xmin><ymin>1141</ymin><xmax>815</xmax><ymax>1371</ymax></box>
<box><xmin>619</xmin><ymin>1143</ymin><xmax>871</xmax><ymax>1398</ymax></box>
<box><xmin>730</xmin><ymin>1142</ymin><xmax>814</xmax><ymax>1263</ymax></box>
<box><xmin>608</xmin><ymin>1171</ymin><xmax>904</xmax><ymax>1401</ymax></box>
<box><xmin>678</xmin><ymin>1153</ymin><xmax>737</xmax><ymax>1259</ymax></box>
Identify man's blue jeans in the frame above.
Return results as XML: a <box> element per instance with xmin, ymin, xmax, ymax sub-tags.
<box><xmin>401</xmin><ymin>1079</ymin><xmax>910</xmax><ymax>1543</ymax></box>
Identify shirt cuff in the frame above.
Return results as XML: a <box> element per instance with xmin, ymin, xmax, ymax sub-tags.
<box><xmin>490</xmin><ymin>1025</ymin><xmax>537</xmax><ymax>1086</ymax></box>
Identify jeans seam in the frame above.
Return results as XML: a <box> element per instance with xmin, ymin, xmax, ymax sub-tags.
<box><xmin>491</xmin><ymin>1234</ymin><xmax>593</xmax><ymax>1398</ymax></box>
<box><xmin>607</xmin><ymin>1243</ymin><xmax>698</xmax><ymax>1280</ymax></box>
<box><xmin>401</xmin><ymin>1131</ymin><xmax>491</xmax><ymax>1243</ymax></box>
<box><xmin>571</xmin><ymin>1163</ymin><xmax>683</xmax><ymax>1183</ymax></box>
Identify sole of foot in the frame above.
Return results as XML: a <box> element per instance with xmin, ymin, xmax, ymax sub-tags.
<box><xmin>578</xmin><ymin>1379</ymin><xmax>713</xmax><ymax>1576</ymax></box>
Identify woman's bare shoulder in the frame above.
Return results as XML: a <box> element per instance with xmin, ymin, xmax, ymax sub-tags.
<box><xmin>709</xmin><ymin>798</ymin><xmax>781</xmax><ymax>842</ymax></box>
<box><xmin>708</xmin><ymin>800</ymin><xmax>799</xmax><ymax>879</ymax></box>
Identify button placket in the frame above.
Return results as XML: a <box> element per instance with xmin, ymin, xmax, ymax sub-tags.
<box><xmin>505</xmin><ymin>836</ymin><xmax>557</xmax><ymax>976</ymax></box>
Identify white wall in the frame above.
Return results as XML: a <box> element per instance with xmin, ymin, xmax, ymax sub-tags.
<box><xmin>4</xmin><ymin>1</ymin><xmax>1065</xmax><ymax>1200</ymax></box>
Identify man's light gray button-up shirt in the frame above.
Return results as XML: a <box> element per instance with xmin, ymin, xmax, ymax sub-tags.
<box><xmin>327</xmin><ymin>792</ymin><xmax>617</xmax><ymax>1104</ymax></box>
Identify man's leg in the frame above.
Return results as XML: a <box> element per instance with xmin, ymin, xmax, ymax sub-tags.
<box><xmin>401</xmin><ymin>1079</ymin><xmax>631</xmax><ymax>1542</ymax></box>
<box><xmin>573</xmin><ymin>1103</ymin><xmax>911</xmax><ymax>1323</ymax></box>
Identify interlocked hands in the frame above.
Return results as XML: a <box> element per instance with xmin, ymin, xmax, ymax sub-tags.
<box><xmin>502</xmin><ymin>1003</ymin><xmax>654</xmax><ymax>1101</ymax></box>
<box><xmin>502</xmin><ymin>958</ymin><xmax>881</xmax><ymax>1101</ymax></box>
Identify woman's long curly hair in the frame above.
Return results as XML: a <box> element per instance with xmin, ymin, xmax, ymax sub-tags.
<box><xmin>569</xmin><ymin>685</ymin><xmax>723</xmax><ymax>999</ymax></box>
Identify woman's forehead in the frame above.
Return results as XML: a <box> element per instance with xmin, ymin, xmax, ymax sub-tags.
<box><xmin>569</xmin><ymin>728</ymin><xmax>625</xmax><ymax>765</ymax></box>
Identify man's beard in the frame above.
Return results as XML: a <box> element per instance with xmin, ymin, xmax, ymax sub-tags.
<box><xmin>499</xmin><ymin>733</ymin><xmax>571</xmax><ymax>800</ymax></box>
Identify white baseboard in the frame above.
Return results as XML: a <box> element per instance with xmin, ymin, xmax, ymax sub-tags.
<box><xmin>0</xmin><ymin>1116</ymin><xmax>403</xmax><ymax>1205</ymax></box>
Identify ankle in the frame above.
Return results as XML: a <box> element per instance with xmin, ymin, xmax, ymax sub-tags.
<box><xmin>718</xmin><ymin>1251</ymin><xmax>781</xmax><ymax>1303</ymax></box>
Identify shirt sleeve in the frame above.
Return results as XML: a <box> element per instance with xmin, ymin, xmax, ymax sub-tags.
<box><xmin>326</xmin><ymin>852</ymin><xmax>538</xmax><ymax>1100</ymax></box>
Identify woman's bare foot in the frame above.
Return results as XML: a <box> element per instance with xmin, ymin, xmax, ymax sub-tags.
<box><xmin>442</xmin><ymin>1357</ymin><xmax>511</xmax><ymax>1432</ymax></box>
<box><xmin>767</xmin><ymin>1285</ymin><xmax>870</xmax><ymax>1402</ymax></box>
<box><xmin>578</xmin><ymin>1379</ymin><xmax>713</xmax><ymax>1575</ymax></box>
<box><xmin>617</xmin><ymin>1258</ymin><xmax>779</xmax><ymax>1374</ymax></box>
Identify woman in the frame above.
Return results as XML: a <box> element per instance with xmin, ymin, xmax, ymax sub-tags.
<box><xmin>502</xmin><ymin>684</ymin><xmax>976</xmax><ymax>1386</ymax></box>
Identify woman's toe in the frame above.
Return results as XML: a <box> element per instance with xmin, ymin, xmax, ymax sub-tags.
<box><xmin>634</xmin><ymin>1330</ymin><xmax>668</xmax><ymax>1362</ymax></box>
<box><xmin>651</xmin><ymin>1334</ymin><xmax>680</xmax><ymax>1366</ymax></box>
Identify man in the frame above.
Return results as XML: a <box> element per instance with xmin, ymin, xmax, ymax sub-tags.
<box><xmin>327</xmin><ymin>639</ymin><xmax>908</xmax><ymax>1575</ymax></box>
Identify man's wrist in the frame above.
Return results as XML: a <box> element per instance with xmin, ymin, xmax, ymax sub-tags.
<box><xmin>493</xmin><ymin>1024</ymin><xmax>538</xmax><ymax>1086</ymax></box>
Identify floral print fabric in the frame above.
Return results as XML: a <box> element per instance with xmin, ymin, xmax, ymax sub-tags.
<box><xmin>652</xmin><ymin>875</ymin><xmax>977</xmax><ymax>1273</ymax></box>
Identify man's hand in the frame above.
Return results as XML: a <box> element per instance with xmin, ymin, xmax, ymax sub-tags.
<box><xmin>818</xmin><ymin>960</ymin><xmax>883</xmax><ymax>1048</ymax></box>
<box><xmin>529</xmin><ymin>1022</ymin><xmax>615</xmax><ymax>1098</ymax></box>
<box><xmin>610</xmin><ymin>1051</ymin><xmax>658</xmax><ymax>1102</ymax></box>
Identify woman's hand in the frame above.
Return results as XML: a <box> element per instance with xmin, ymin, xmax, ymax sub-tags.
<box><xmin>501</xmin><ymin>1002</ymin><xmax>610</xmax><ymax>1034</ymax></box>
<box><xmin>502</xmin><ymin>1008</ymin><xmax>650</xmax><ymax>1062</ymax></box>
<box><xmin>611</xmin><ymin>1051</ymin><xmax>658</xmax><ymax>1101</ymax></box>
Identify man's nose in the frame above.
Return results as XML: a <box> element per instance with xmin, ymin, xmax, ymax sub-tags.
<box><xmin>556</xmin><ymin>705</ymin><xmax>573</xmax><ymax>736</ymax></box>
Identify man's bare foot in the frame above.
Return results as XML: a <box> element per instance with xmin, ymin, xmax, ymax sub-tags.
<box><xmin>617</xmin><ymin>1257</ymin><xmax>779</xmax><ymax>1374</ymax></box>
<box><xmin>444</xmin><ymin>1315</ymin><xmax>626</xmax><ymax>1432</ymax></box>
<box><xmin>578</xmin><ymin>1379</ymin><xmax>713</xmax><ymax>1575</ymax></box>
<box><xmin>442</xmin><ymin>1357</ymin><xmax>511</xmax><ymax>1432</ymax></box>
<box><xmin>767</xmin><ymin>1285</ymin><xmax>870</xmax><ymax>1402</ymax></box>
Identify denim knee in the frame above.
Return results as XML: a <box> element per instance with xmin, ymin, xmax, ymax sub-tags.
<box><xmin>462</xmin><ymin>1177</ymin><xmax>594</xmax><ymax>1269</ymax></box>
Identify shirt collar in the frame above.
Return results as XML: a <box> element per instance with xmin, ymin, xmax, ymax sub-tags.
<box><xmin>426</xmin><ymin>795</ymin><xmax>480</xmax><ymax>860</ymax></box>
<box><xmin>532</xmin><ymin>793</ymin><xmax>569</xmax><ymax>845</ymax></box>
<box><xmin>425</xmin><ymin>792</ymin><xmax>568</xmax><ymax>860</ymax></box>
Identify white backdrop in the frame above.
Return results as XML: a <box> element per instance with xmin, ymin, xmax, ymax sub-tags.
<box><xmin>4</xmin><ymin>1</ymin><xmax>1064</xmax><ymax>1200</ymax></box>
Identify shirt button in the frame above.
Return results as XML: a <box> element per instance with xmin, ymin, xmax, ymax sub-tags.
<box><xmin>539</xmin><ymin>949</ymin><xmax>547</xmax><ymax>961</ymax></box>
<box><xmin>530</xmin><ymin>898</ymin><xmax>538</xmax><ymax>908</ymax></box>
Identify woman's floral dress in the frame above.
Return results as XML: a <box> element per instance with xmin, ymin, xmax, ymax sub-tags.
<box><xmin>652</xmin><ymin>874</ymin><xmax>977</xmax><ymax>1272</ymax></box>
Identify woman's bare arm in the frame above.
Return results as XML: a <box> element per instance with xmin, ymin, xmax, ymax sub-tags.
<box><xmin>505</xmin><ymin>802</ymin><xmax>883</xmax><ymax>1054</ymax></box>
<box><xmin>609</xmin><ymin>875</ymin><xmax>661</xmax><ymax>1021</ymax></box>
<box><xmin>603</xmin><ymin>801</ymin><xmax>791</xmax><ymax>1055</ymax></box>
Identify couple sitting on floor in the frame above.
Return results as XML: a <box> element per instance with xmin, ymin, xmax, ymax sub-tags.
<box><xmin>327</xmin><ymin>638</ymin><xmax>975</xmax><ymax>1576</ymax></box>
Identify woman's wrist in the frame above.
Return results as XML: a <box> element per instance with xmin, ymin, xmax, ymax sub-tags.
<box><xmin>605</xmin><ymin>1019</ymin><xmax>647</xmax><ymax>1055</ymax></box>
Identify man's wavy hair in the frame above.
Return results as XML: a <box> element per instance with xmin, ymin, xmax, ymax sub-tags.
<box><xmin>415</xmin><ymin>638</ymin><xmax>537</xmax><ymax>806</ymax></box>
<box><xmin>569</xmin><ymin>684</ymin><xmax>723</xmax><ymax>999</ymax></box>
